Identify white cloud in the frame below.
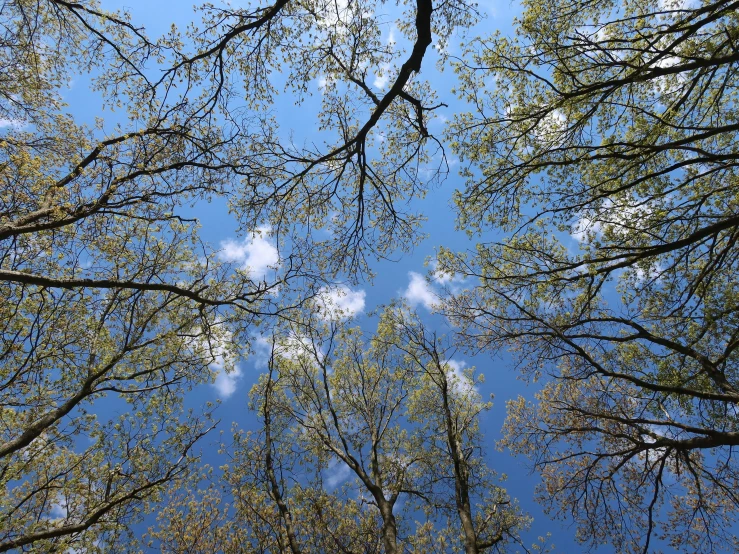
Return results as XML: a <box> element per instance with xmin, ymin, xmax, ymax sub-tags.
<box><xmin>220</xmin><ymin>226</ymin><xmax>279</xmax><ymax>280</ymax></box>
<box><xmin>251</xmin><ymin>332</ymin><xmax>322</xmax><ymax>371</ymax></box>
<box><xmin>431</xmin><ymin>259</ymin><xmax>466</xmax><ymax>287</ymax></box>
<box><xmin>658</xmin><ymin>0</ymin><xmax>697</xmax><ymax>10</ymax></box>
<box><xmin>316</xmin><ymin>285</ymin><xmax>365</xmax><ymax>320</ymax></box>
<box><xmin>654</xmin><ymin>55</ymin><xmax>680</xmax><ymax>69</ymax></box>
<box><xmin>324</xmin><ymin>457</ymin><xmax>352</xmax><ymax>489</ymax></box>
<box><xmin>636</xmin><ymin>424</ymin><xmax>673</xmax><ymax>465</ymax></box>
<box><xmin>432</xmin><ymin>270</ymin><xmax>453</xmax><ymax>284</ymax></box>
<box><xmin>372</xmin><ymin>28</ymin><xmax>396</xmax><ymax>89</ymax></box>
<box><xmin>633</xmin><ymin>261</ymin><xmax>665</xmax><ymax>284</ymax></box>
<box><xmin>317</xmin><ymin>0</ymin><xmax>351</xmax><ymax>27</ymax></box>
<box><xmin>282</xmin><ymin>333</ymin><xmax>323</xmax><ymax>363</ymax></box>
<box><xmin>49</xmin><ymin>495</ymin><xmax>103</xmax><ymax>552</ymax></box>
<box><xmin>265</xmin><ymin>330</ymin><xmax>323</xmax><ymax>365</ymax></box>
<box><xmin>652</xmin><ymin>54</ymin><xmax>687</xmax><ymax>94</ymax></box>
<box><xmin>402</xmin><ymin>272</ymin><xmax>437</xmax><ymax>310</ymax></box>
<box><xmin>571</xmin><ymin>200</ymin><xmax>665</xmax><ymax>283</ymax></box>
<box><xmin>373</xmin><ymin>62</ymin><xmax>391</xmax><ymax>89</ymax></box>
<box><xmin>532</xmin><ymin>109</ymin><xmax>567</xmax><ymax>146</ymax></box>
<box><xmin>50</xmin><ymin>499</ymin><xmax>69</xmax><ymax>520</ymax></box>
<box><xmin>0</xmin><ymin>118</ymin><xmax>26</xmax><ymax>129</ymax></box>
<box><xmin>203</xmin><ymin>326</ymin><xmax>242</xmax><ymax>399</ymax></box>
<box><xmin>571</xmin><ymin>214</ymin><xmax>603</xmax><ymax>242</ymax></box>
<box><xmin>445</xmin><ymin>359</ymin><xmax>479</xmax><ymax>398</ymax></box>
<box><xmin>212</xmin><ymin>363</ymin><xmax>242</xmax><ymax>398</ymax></box>
<box><xmin>251</xmin><ymin>334</ymin><xmax>273</xmax><ymax>370</ymax></box>
<box><xmin>571</xmin><ymin>199</ymin><xmax>636</xmax><ymax>243</ymax></box>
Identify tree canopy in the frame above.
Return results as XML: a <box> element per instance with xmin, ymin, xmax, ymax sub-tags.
<box><xmin>2</xmin><ymin>0</ymin><xmax>739</xmax><ymax>551</ymax></box>
<box><xmin>439</xmin><ymin>0</ymin><xmax>739</xmax><ymax>551</ymax></box>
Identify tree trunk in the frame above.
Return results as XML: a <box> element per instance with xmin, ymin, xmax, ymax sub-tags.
<box><xmin>440</xmin><ymin>374</ymin><xmax>479</xmax><ymax>554</ymax></box>
<box><xmin>458</xmin><ymin>496</ymin><xmax>479</xmax><ymax>554</ymax></box>
<box><xmin>379</xmin><ymin>500</ymin><xmax>398</xmax><ymax>554</ymax></box>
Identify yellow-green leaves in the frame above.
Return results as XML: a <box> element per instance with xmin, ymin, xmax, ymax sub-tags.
<box><xmin>205</xmin><ymin>307</ymin><xmax>534</xmax><ymax>553</ymax></box>
<box><xmin>442</xmin><ymin>0</ymin><xmax>739</xmax><ymax>551</ymax></box>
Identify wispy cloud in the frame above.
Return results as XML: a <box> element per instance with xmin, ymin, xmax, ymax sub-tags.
<box><xmin>0</xmin><ymin>118</ymin><xmax>26</xmax><ymax>129</ymax></box>
<box><xmin>212</xmin><ymin>363</ymin><xmax>242</xmax><ymax>398</ymax></box>
<box><xmin>571</xmin><ymin>214</ymin><xmax>603</xmax><ymax>242</ymax></box>
<box><xmin>324</xmin><ymin>457</ymin><xmax>351</xmax><ymax>489</ymax></box>
<box><xmin>445</xmin><ymin>359</ymin><xmax>478</xmax><ymax>398</ymax></box>
<box><xmin>373</xmin><ymin>27</ymin><xmax>396</xmax><ymax>89</ymax></box>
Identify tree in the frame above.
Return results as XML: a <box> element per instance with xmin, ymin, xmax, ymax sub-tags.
<box><xmin>265</xmin><ymin>313</ymin><xmax>430</xmax><ymax>554</ymax></box>
<box><xmin>146</xmin><ymin>307</ymin><xmax>534</xmax><ymax>553</ymax></box>
<box><xmin>0</xmin><ymin>1</ymin><xmax>260</xmax><ymax>549</ymax></box>
<box><xmin>439</xmin><ymin>0</ymin><xmax>739</xmax><ymax>551</ymax></box>
<box><xmin>259</xmin><ymin>307</ymin><xmax>534</xmax><ymax>552</ymax></box>
<box><xmin>377</xmin><ymin>306</ymin><xmax>533</xmax><ymax>554</ymax></box>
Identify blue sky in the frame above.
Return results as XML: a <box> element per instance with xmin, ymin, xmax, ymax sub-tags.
<box><xmin>62</xmin><ymin>0</ymin><xmax>609</xmax><ymax>550</ymax></box>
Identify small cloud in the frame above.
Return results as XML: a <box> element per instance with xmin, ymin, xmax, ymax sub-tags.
<box><xmin>316</xmin><ymin>285</ymin><xmax>366</xmax><ymax>320</ymax></box>
<box><xmin>212</xmin><ymin>364</ymin><xmax>242</xmax><ymax>398</ymax></box>
<box><xmin>251</xmin><ymin>332</ymin><xmax>321</xmax><ymax>370</ymax></box>
<box><xmin>445</xmin><ymin>359</ymin><xmax>478</xmax><ymax>397</ymax></box>
<box><xmin>0</xmin><ymin>118</ymin><xmax>26</xmax><ymax>129</ymax></box>
<box><xmin>373</xmin><ymin>62</ymin><xmax>390</xmax><ymax>89</ymax></box>
<box><xmin>317</xmin><ymin>0</ymin><xmax>351</xmax><ymax>27</ymax></box>
<box><xmin>658</xmin><ymin>0</ymin><xmax>697</xmax><ymax>10</ymax></box>
<box><xmin>402</xmin><ymin>272</ymin><xmax>437</xmax><ymax>310</ymax></box>
<box><xmin>220</xmin><ymin>226</ymin><xmax>279</xmax><ymax>280</ymax></box>
<box><xmin>252</xmin><ymin>334</ymin><xmax>273</xmax><ymax>370</ymax></box>
<box><xmin>324</xmin><ymin>458</ymin><xmax>352</xmax><ymax>489</ymax></box>
<box><xmin>431</xmin><ymin>260</ymin><xmax>465</xmax><ymax>286</ymax></box>
<box><xmin>211</xmin><ymin>338</ymin><xmax>242</xmax><ymax>399</ymax></box>
<box><xmin>572</xmin><ymin>199</ymin><xmax>656</xmax><ymax>244</ymax></box>
<box><xmin>372</xmin><ymin>28</ymin><xmax>396</xmax><ymax>89</ymax></box>
<box><xmin>637</xmin><ymin>424</ymin><xmax>672</xmax><ymax>465</ymax></box>
<box><xmin>532</xmin><ymin>109</ymin><xmax>567</xmax><ymax>146</ymax></box>
<box><xmin>433</xmin><ymin>41</ymin><xmax>448</xmax><ymax>54</ymax></box>
<box><xmin>50</xmin><ymin>500</ymin><xmax>68</xmax><ymax>520</ymax></box>
<box><xmin>204</xmin><ymin>326</ymin><xmax>242</xmax><ymax>399</ymax></box>
<box><xmin>281</xmin><ymin>334</ymin><xmax>322</xmax><ymax>363</ymax></box>
<box><xmin>633</xmin><ymin>261</ymin><xmax>665</xmax><ymax>284</ymax></box>
<box><xmin>571</xmin><ymin>214</ymin><xmax>603</xmax><ymax>242</ymax></box>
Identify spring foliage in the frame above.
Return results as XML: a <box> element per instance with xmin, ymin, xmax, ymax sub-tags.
<box><xmin>2</xmin><ymin>0</ymin><xmax>739</xmax><ymax>551</ymax></box>
<box><xmin>439</xmin><ymin>0</ymin><xmax>739</xmax><ymax>551</ymax></box>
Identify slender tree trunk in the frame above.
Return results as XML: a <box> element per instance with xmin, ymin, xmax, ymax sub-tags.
<box><xmin>439</xmin><ymin>372</ymin><xmax>479</xmax><ymax>554</ymax></box>
<box><xmin>264</xmin><ymin>353</ymin><xmax>302</xmax><ymax>554</ymax></box>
